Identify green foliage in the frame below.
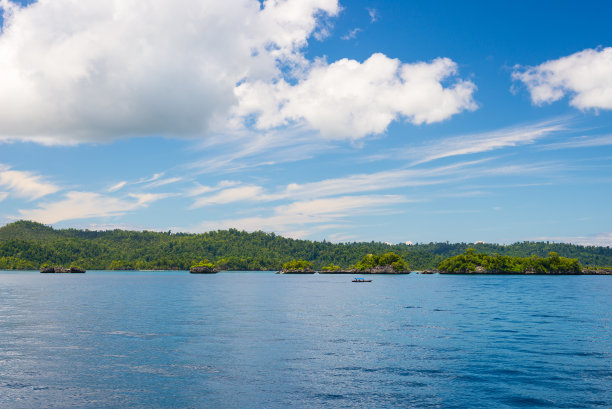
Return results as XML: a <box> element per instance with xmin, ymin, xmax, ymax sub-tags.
<box><xmin>353</xmin><ymin>252</ymin><xmax>408</xmax><ymax>271</ymax></box>
<box><xmin>438</xmin><ymin>249</ymin><xmax>582</xmax><ymax>274</ymax></box>
<box><xmin>321</xmin><ymin>263</ymin><xmax>341</xmax><ymax>271</ymax></box>
<box><xmin>192</xmin><ymin>260</ymin><xmax>214</xmax><ymax>269</ymax></box>
<box><xmin>282</xmin><ymin>259</ymin><xmax>313</xmax><ymax>270</ymax></box>
<box><xmin>0</xmin><ymin>220</ymin><xmax>609</xmax><ymax>271</ymax></box>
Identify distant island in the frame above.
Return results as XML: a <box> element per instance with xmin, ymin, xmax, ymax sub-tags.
<box><xmin>1</xmin><ymin>220</ymin><xmax>611</xmax><ymax>273</ymax></box>
<box><xmin>40</xmin><ymin>266</ymin><xmax>85</xmax><ymax>274</ymax></box>
<box><xmin>438</xmin><ymin>249</ymin><xmax>612</xmax><ymax>275</ymax></box>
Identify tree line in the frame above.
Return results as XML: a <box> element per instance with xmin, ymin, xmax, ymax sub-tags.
<box><xmin>0</xmin><ymin>220</ymin><xmax>611</xmax><ymax>270</ymax></box>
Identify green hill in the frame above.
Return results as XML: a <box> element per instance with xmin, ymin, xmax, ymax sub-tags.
<box><xmin>1</xmin><ymin>220</ymin><xmax>611</xmax><ymax>270</ymax></box>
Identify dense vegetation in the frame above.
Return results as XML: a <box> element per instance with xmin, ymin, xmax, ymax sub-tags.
<box><xmin>282</xmin><ymin>259</ymin><xmax>313</xmax><ymax>270</ymax></box>
<box><xmin>353</xmin><ymin>252</ymin><xmax>409</xmax><ymax>271</ymax></box>
<box><xmin>0</xmin><ymin>220</ymin><xmax>611</xmax><ymax>271</ymax></box>
<box><xmin>438</xmin><ymin>249</ymin><xmax>582</xmax><ymax>274</ymax></box>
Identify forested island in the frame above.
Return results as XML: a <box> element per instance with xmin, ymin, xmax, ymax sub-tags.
<box><xmin>1</xmin><ymin>220</ymin><xmax>612</xmax><ymax>272</ymax></box>
<box><xmin>438</xmin><ymin>249</ymin><xmax>583</xmax><ymax>274</ymax></box>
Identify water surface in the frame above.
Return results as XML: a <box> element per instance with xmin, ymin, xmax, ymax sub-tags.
<box><xmin>1</xmin><ymin>271</ymin><xmax>610</xmax><ymax>408</ymax></box>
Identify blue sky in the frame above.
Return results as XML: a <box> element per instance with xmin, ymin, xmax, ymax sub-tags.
<box><xmin>1</xmin><ymin>0</ymin><xmax>611</xmax><ymax>245</ymax></box>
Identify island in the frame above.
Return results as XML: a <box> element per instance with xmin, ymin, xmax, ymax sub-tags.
<box><xmin>189</xmin><ymin>260</ymin><xmax>219</xmax><ymax>274</ymax></box>
<box><xmin>437</xmin><ymin>249</ymin><xmax>612</xmax><ymax>275</ymax></box>
<box><xmin>318</xmin><ymin>252</ymin><xmax>411</xmax><ymax>274</ymax></box>
<box><xmin>280</xmin><ymin>260</ymin><xmax>315</xmax><ymax>274</ymax></box>
<box><xmin>40</xmin><ymin>266</ymin><xmax>86</xmax><ymax>273</ymax></box>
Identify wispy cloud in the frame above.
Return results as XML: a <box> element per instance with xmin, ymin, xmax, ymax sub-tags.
<box><xmin>190</xmin><ymin>185</ymin><xmax>269</xmax><ymax>208</ymax></box>
<box><xmin>534</xmin><ymin>232</ymin><xmax>612</xmax><ymax>247</ymax></box>
<box><xmin>107</xmin><ymin>181</ymin><xmax>127</xmax><ymax>192</ymax></box>
<box><xmin>19</xmin><ymin>191</ymin><xmax>171</xmax><ymax>224</ymax></box>
<box><xmin>401</xmin><ymin>118</ymin><xmax>569</xmax><ymax>165</ymax></box>
<box><xmin>143</xmin><ymin>177</ymin><xmax>183</xmax><ymax>189</ymax></box>
<box><xmin>188</xmin><ymin>157</ymin><xmax>554</xmax><ymax>209</ymax></box>
<box><xmin>188</xmin><ymin>127</ymin><xmax>336</xmax><ymax>173</ymax></box>
<box><xmin>540</xmin><ymin>134</ymin><xmax>612</xmax><ymax>150</ymax></box>
<box><xmin>191</xmin><ymin>195</ymin><xmax>410</xmax><ymax>239</ymax></box>
<box><xmin>366</xmin><ymin>7</ymin><xmax>379</xmax><ymax>23</ymax></box>
<box><xmin>0</xmin><ymin>164</ymin><xmax>61</xmax><ymax>200</ymax></box>
<box><xmin>341</xmin><ymin>28</ymin><xmax>361</xmax><ymax>40</ymax></box>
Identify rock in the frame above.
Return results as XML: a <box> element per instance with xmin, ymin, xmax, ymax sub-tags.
<box><xmin>318</xmin><ymin>269</ymin><xmax>357</xmax><ymax>274</ymax></box>
<box><xmin>40</xmin><ymin>266</ymin><xmax>86</xmax><ymax>273</ymax></box>
<box><xmin>363</xmin><ymin>265</ymin><xmax>411</xmax><ymax>274</ymax></box>
<box><xmin>581</xmin><ymin>268</ymin><xmax>612</xmax><ymax>275</ymax></box>
<box><xmin>420</xmin><ymin>269</ymin><xmax>437</xmax><ymax>274</ymax></box>
<box><xmin>190</xmin><ymin>266</ymin><xmax>219</xmax><ymax>274</ymax></box>
<box><xmin>281</xmin><ymin>268</ymin><xmax>315</xmax><ymax>274</ymax></box>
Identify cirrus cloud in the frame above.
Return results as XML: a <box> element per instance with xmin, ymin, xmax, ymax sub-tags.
<box><xmin>19</xmin><ymin>191</ymin><xmax>171</xmax><ymax>224</ymax></box>
<box><xmin>0</xmin><ymin>164</ymin><xmax>61</xmax><ymax>200</ymax></box>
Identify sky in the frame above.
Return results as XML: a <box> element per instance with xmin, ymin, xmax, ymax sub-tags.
<box><xmin>0</xmin><ymin>0</ymin><xmax>611</xmax><ymax>245</ymax></box>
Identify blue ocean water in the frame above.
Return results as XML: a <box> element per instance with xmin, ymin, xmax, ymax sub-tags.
<box><xmin>0</xmin><ymin>271</ymin><xmax>610</xmax><ymax>408</ymax></box>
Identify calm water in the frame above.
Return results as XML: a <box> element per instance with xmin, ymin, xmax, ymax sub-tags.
<box><xmin>0</xmin><ymin>271</ymin><xmax>610</xmax><ymax>408</ymax></box>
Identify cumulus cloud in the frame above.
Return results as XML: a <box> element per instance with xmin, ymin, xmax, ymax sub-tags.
<box><xmin>235</xmin><ymin>53</ymin><xmax>477</xmax><ymax>139</ymax></box>
<box><xmin>19</xmin><ymin>191</ymin><xmax>170</xmax><ymax>224</ymax></box>
<box><xmin>0</xmin><ymin>0</ymin><xmax>475</xmax><ymax>144</ymax></box>
<box><xmin>0</xmin><ymin>0</ymin><xmax>340</xmax><ymax>144</ymax></box>
<box><xmin>513</xmin><ymin>47</ymin><xmax>612</xmax><ymax>110</ymax></box>
<box><xmin>0</xmin><ymin>164</ymin><xmax>61</xmax><ymax>200</ymax></box>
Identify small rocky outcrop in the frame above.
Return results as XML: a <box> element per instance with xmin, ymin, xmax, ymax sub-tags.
<box><xmin>319</xmin><ymin>269</ymin><xmax>358</xmax><ymax>274</ymax></box>
<box><xmin>319</xmin><ymin>265</ymin><xmax>410</xmax><ymax>274</ymax></box>
<box><xmin>420</xmin><ymin>269</ymin><xmax>437</xmax><ymax>274</ymax></box>
<box><xmin>361</xmin><ymin>265</ymin><xmax>411</xmax><ymax>274</ymax></box>
<box><xmin>190</xmin><ymin>266</ymin><xmax>219</xmax><ymax>274</ymax></box>
<box><xmin>581</xmin><ymin>268</ymin><xmax>612</xmax><ymax>275</ymax></box>
<box><xmin>40</xmin><ymin>266</ymin><xmax>86</xmax><ymax>273</ymax></box>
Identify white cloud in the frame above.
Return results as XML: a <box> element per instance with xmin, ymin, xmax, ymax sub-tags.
<box><xmin>108</xmin><ymin>181</ymin><xmax>127</xmax><ymax>192</ymax></box>
<box><xmin>366</xmin><ymin>7</ymin><xmax>379</xmax><ymax>23</ymax></box>
<box><xmin>235</xmin><ymin>53</ymin><xmax>477</xmax><ymax>139</ymax></box>
<box><xmin>341</xmin><ymin>28</ymin><xmax>361</xmax><ymax>40</ymax></box>
<box><xmin>190</xmin><ymin>185</ymin><xmax>268</xmax><ymax>208</ymax></box>
<box><xmin>402</xmin><ymin>118</ymin><xmax>568</xmax><ymax>164</ymax></box>
<box><xmin>194</xmin><ymin>194</ymin><xmax>409</xmax><ymax>238</ymax></box>
<box><xmin>513</xmin><ymin>47</ymin><xmax>612</xmax><ymax>110</ymax></box>
<box><xmin>186</xmin><ymin>180</ymin><xmax>240</xmax><ymax>197</ymax></box>
<box><xmin>188</xmin><ymin>158</ymin><xmax>499</xmax><ymax>210</ymax></box>
<box><xmin>143</xmin><ymin>177</ymin><xmax>183</xmax><ymax>189</ymax></box>
<box><xmin>0</xmin><ymin>192</ymin><xmax>8</xmax><ymax>202</ymax></box>
<box><xmin>0</xmin><ymin>165</ymin><xmax>61</xmax><ymax>200</ymax></box>
<box><xmin>0</xmin><ymin>0</ymin><xmax>341</xmax><ymax>144</ymax></box>
<box><xmin>541</xmin><ymin>134</ymin><xmax>612</xmax><ymax>150</ymax></box>
<box><xmin>535</xmin><ymin>232</ymin><xmax>612</xmax><ymax>247</ymax></box>
<box><xmin>19</xmin><ymin>191</ymin><xmax>170</xmax><ymax>224</ymax></box>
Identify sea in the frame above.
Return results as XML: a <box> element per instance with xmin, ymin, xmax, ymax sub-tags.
<box><xmin>0</xmin><ymin>271</ymin><xmax>610</xmax><ymax>408</ymax></box>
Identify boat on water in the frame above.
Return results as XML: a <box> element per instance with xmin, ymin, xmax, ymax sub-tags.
<box><xmin>352</xmin><ymin>278</ymin><xmax>372</xmax><ymax>282</ymax></box>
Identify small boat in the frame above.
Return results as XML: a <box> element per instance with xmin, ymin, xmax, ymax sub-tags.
<box><xmin>352</xmin><ymin>278</ymin><xmax>372</xmax><ymax>282</ymax></box>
